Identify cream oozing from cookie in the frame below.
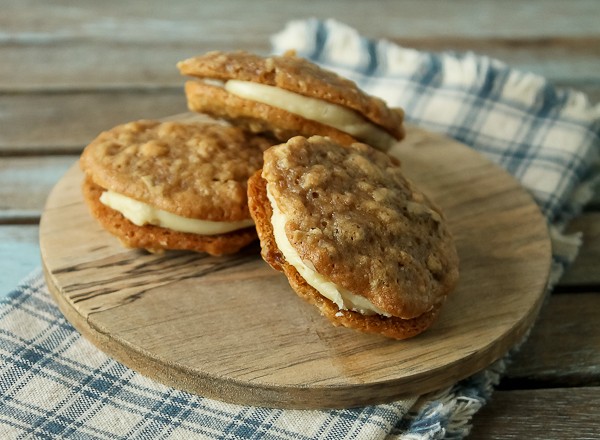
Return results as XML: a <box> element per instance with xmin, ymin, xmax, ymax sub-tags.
<box><xmin>223</xmin><ymin>79</ymin><xmax>395</xmax><ymax>150</ymax></box>
<box><xmin>266</xmin><ymin>186</ymin><xmax>391</xmax><ymax>317</ymax></box>
<box><xmin>100</xmin><ymin>191</ymin><xmax>254</xmax><ymax>235</ymax></box>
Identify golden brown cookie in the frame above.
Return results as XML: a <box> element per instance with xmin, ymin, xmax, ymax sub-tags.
<box><xmin>177</xmin><ymin>51</ymin><xmax>404</xmax><ymax>151</ymax></box>
<box><xmin>83</xmin><ymin>177</ymin><xmax>258</xmax><ymax>255</ymax></box>
<box><xmin>248</xmin><ymin>136</ymin><xmax>459</xmax><ymax>339</ymax></box>
<box><xmin>80</xmin><ymin>119</ymin><xmax>274</xmax><ymax>255</ymax></box>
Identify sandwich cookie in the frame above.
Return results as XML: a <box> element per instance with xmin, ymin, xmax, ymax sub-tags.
<box><xmin>80</xmin><ymin>119</ymin><xmax>273</xmax><ymax>255</ymax></box>
<box><xmin>177</xmin><ymin>50</ymin><xmax>405</xmax><ymax>151</ymax></box>
<box><xmin>248</xmin><ymin>136</ymin><xmax>459</xmax><ymax>339</ymax></box>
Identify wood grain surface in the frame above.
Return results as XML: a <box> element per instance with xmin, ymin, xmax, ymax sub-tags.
<box><xmin>504</xmin><ymin>292</ymin><xmax>600</xmax><ymax>387</ymax></box>
<box><xmin>39</xmin><ymin>124</ymin><xmax>551</xmax><ymax>409</ymax></box>
<box><xmin>470</xmin><ymin>387</ymin><xmax>600</xmax><ymax>440</ymax></box>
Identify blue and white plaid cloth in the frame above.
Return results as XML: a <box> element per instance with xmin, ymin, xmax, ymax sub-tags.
<box><xmin>1</xmin><ymin>19</ymin><xmax>599</xmax><ymax>440</ymax></box>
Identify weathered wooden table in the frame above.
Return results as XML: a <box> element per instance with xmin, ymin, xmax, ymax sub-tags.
<box><xmin>1</xmin><ymin>1</ymin><xmax>598</xmax><ymax>438</ymax></box>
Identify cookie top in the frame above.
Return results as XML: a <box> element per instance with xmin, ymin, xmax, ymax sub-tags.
<box><xmin>80</xmin><ymin>119</ymin><xmax>273</xmax><ymax>222</ymax></box>
<box><xmin>177</xmin><ymin>51</ymin><xmax>404</xmax><ymax>142</ymax></box>
<box><xmin>248</xmin><ymin>169</ymin><xmax>443</xmax><ymax>339</ymax></box>
<box><xmin>261</xmin><ymin>136</ymin><xmax>459</xmax><ymax>319</ymax></box>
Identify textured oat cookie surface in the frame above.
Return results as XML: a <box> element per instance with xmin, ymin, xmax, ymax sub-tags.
<box><xmin>177</xmin><ymin>51</ymin><xmax>405</xmax><ymax>141</ymax></box>
<box><xmin>80</xmin><ymin>119</ymin><xmax>273</xmax><ymax>222</ymax></box>
<box><xmin>259</xmin><ymin>136</ymin><xmax>459</xmax><ymax>320</ymax></box>
<box><xmin>248</xmin><ymin>170</ymin><xmax>442</xmax><ymax>340</ymax></box>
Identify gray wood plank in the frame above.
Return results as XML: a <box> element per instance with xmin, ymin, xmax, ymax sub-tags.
<box><xmin>469</xmin><ymin>387</ymin><xmax>600</xmax><ymax>440</ymax></box>
<box><xmin>1</xmin><ymin>0</ymin><xmax>599</xmax><ymax>89</ymax></box>
<box><xmin>3</xmin><ymin>0</ymin><xmax>599</xmax><ymax>39</ymax></box>
<box><xmin>0</xmin><ymin>225</ymin><xmax>39</xmax><ymax>296</ymax></box>
<box><xmin>0</xmin><ymin>90</ymin><xmax>187</xmax><ymax>152</ymax></box>
<box><xmin>505</xmin><ymin>293</ymin><xmax>600</xmax><ymax>385</ymax></box>
<box><xmin>562</xmin><ymin>213</ymin><xmax>600</xmax><ymax>286</ymax></box>
<box><xmin>2</xmin><ymin>38</ymin><xmax>598</xmax><ymax>91</ymax></box>
<box><xmin>0</xmin><ymin>156</ymin><xmax>75</xmax><ymax>220</ymax></box>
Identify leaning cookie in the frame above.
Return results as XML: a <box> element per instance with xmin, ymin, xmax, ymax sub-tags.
<box><xmin>177</xmin><ymin>50</ymin><xmax>404</xmax><ymax>151</ymax></box>
<box><xmin>80</xmin><ymin>119</ymin><xmax>273</xmax><ymax>256</ymax></box>
<box><xmin>248</xmin><ymin>136</ymin><xmax>459</xmax><ymax>339</ymax></box>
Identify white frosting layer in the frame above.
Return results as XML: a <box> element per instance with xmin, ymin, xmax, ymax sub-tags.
<box><xmin>224</xmin><ymin>79</ymin><xmax>395</xmax><ymax>150</ymax></box>
<box><xmin>99</xmin><ymin>191</ymin><xmax>254</xmax><ymax>235</ymax></box>
<box><xmin>266</xmin><ymin>186</ymin><xmax>391</xmax><ymax>316</ymax></box>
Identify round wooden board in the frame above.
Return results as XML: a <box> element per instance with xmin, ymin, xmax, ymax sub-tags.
<box><xmin>40</xmin><ymin>125</ymin><xmax>551</xmax><ymax>409</ymax></box>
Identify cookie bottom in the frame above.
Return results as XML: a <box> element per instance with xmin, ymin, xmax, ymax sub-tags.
<box><xmin>248</xmin><ymin>170</ymin><xmax>441</xmax><ymax>340</ymax></box>
<box><xmin>83</xmin><ymin>177</ymin><xmax>257</xmax><ymax>256</ymax></box>
<box><xmin>185</xmin><ymin>81</ymin><xmax>359</xmax><ymax>146</ymax></box>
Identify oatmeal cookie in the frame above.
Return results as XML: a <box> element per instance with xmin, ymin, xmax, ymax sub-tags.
<box><xmin>248</xmin><ymin>136</ymin><xmax>459</xmax><ymax>339</ymax></box>
<box><xmin>80</xmin><ymin>119</ymin><xmax>274</xmax><ymax>255</ymax></box>
<box><xmin>177</xmin><ymin>50</ymin><xmax>404</xmax><ymax>151</ymax></box>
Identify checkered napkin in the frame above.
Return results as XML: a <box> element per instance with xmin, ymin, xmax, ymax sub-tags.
<box><xmin>1</xmin><ymin>19</ymin><xmax>599</xmax><ymax>440</ymax></box>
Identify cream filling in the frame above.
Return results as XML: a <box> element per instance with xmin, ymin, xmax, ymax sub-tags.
<box><xmin>266</xmin><ymin>186</ymin><xmax>391</xmax><ymax>317</ymax></box>
<box><xmin>99</xmin><ymin>191</ymin><xmax>254</xmax><ymax>235</ymax></box>
<box><xmin>223</xmin><ymin>79</ymin><xmax>396</xmax><ymax>150</ymax></box>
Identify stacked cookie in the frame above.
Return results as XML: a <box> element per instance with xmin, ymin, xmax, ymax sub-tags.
<box><xmin>80</xmin><ymin>50</ymin><xmax>459</xmax><ymax>339</ymax></box>
<box><xmin>177</xmin><ymin>50</ymin><xmax>404</xmax><ymax>151</ymax></box>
